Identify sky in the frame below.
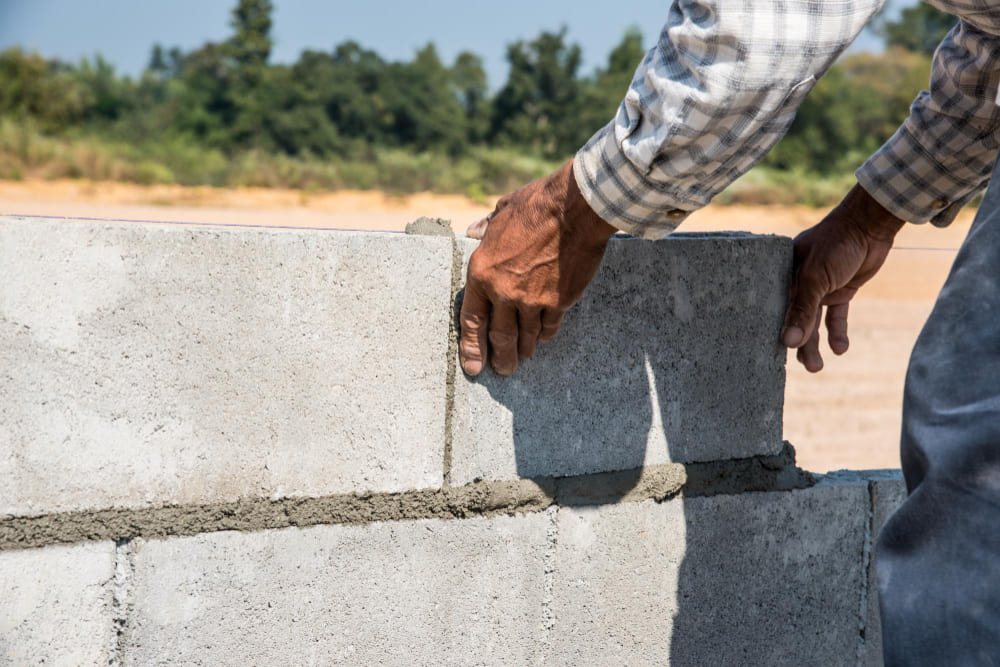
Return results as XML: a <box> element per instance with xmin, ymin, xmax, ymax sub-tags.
<box><xmin>0</xmin><ymin>0</ymin><xmax>909</xmax><ymax>88</ymax></box>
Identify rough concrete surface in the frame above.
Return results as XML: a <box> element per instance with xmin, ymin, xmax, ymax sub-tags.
<box><xmin>0</xmin><ymin>541</ymin><xmax>116</xmax><ymax>665</ymax></box>
<box><xmin>451</xmin><ymin>233</ymin><xmax>791</xmax><ymax>485</ymax></box>
<box><xmin>124</xmin><ymin>513</ymin><xmax>550</xmax><ymax>665</ymax></box>
<box><xmin>0</xmin><ymin>447</ymin><xmax>814</xmax><ymax>550</ymax></box>
<box><xmin>0</xmin><ymin>217</ymin><xmax>451</xmax><ymax>517</ymax></box>
<box><xmin>550</xmin><ymin>481</ymin><xmax>869</xmax><ymax>665</ymax></box>
<box><xmin>864</xmin><ymin>470</ymin><xmax>907</xmax><ymax>667</ymax></box>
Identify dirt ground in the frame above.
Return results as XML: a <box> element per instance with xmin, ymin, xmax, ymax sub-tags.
<box><xmin>1</xmin><ymin>179</ymin><xmax>975</xmax><ymax>473</ymax></box>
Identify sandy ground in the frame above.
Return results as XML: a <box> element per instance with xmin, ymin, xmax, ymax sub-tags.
<box><xmin>1</xmin><ymin>179</ymin><xmax>975</xmax><ymax>473</ymax></box>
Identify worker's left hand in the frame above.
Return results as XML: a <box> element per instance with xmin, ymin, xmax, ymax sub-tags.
<box><xmin>782</xmin><ymin>184</ymin><xmax>905</xmax><ymax>372</ymax></box>
<box><xmin>459</xmin><ymin>160</ymin><xmax>616</xmax><ymax>376</ymax></box>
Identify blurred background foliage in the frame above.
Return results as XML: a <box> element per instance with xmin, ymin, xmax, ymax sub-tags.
<box><xmin>0</xmin><ymin>0</ymin><xmax>955</xmax><ymax>204</ymax></box>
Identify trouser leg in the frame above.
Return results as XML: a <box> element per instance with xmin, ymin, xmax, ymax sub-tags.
<box><xmin>878</xmin><ymin>159</ymin><xmax>1000</xmax><ymax>666</ymax></box>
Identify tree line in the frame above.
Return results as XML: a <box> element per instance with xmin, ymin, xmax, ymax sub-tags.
<box><xmin>0</xmin><ymin>0</ymin><xmax>954</xmax><ymax>195</ymax></box>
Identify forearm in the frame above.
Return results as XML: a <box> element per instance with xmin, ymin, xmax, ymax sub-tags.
<box><xmin>574</xmin><ymin>0</ymin><xmax>884</xmax><ymax>239</ymax></box>
<box><xmin>856</xmin><ymin>19</ymin><xmax>1000</xmax><ymax>226</ymax></box>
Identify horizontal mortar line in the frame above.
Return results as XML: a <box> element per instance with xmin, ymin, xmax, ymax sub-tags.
<box><xmin>0</xmin><ymin>444</ymin><xmax>811</xmax><ymax>552</ymax></box>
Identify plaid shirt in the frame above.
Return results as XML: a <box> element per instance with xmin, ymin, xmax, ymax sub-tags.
<box><xmin>574</xmin><ymin>0</ymin><xmax>1000</xmax><ymax>238</ymax></box>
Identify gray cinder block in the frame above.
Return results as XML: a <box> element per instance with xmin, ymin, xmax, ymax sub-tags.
<box><xmin>0</xmin><ymin>542</ymin><xmax>116</xmax><ymax>665</ymax></box>
<box><xmin>0</xmin><ymin>218</ymin><xmax>451</xmax><ymax>516</ymax></box>
<box><xmin>864</xmin><ymin>471</ymin><xmax>906</xmax><ymax>666</ymax></box>
<box><xmin>123</xmin><ymin>513</ymin><xmax>550</xmax><ymax>664</ymax></box>
<box><xmin>451</xmin><ymin>233</ymin><xmax>791</xmax><ymax>485</ymax></box>
<box><xmin>550</xmin><ymin>481</ymin><xmax>868</xmax><ymax>664</ymax></box>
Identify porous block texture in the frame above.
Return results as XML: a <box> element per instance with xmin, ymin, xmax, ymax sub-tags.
<box><xmin>864</xmin><ymin>471</ymin><xmax>907</xmax><ymax>667</ymax></box>
<box><xmin>550</xmin><ymin>481</ymin><xmax>868</xmax><ymax>664</ymax></box>
<box><xmin>123</xmin><ymin>513</ymin><xmax>550</xmax><ymax>664</ymax></box>
<box><xmin>451</xmin><ymin>233</ymin><xmax>791</xmax><ymax>484</ymax></box>
<box><xmin>0</xmin><ymin>218</ymin><xmax>450</xmax><ymax>516</ymax></box>
<box><xmin>0</xmin><ymin>542</ymin><xmax>116</xmax><ymax>665</ymax></box>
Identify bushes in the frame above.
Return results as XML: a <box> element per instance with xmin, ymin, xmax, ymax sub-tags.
<box><xmin>0</xmin><ymin>117</ymin><xmax>860</xmax><ymax>205</ymax></box>
<box><xmin>0</xmin><ymin>118</ymin><xmax>565</xmax><ymax>196</ymax></box>
<box><xmin>715</xmin><ymin>168</ymin><xmax>857</xmax><ymax>208</ymax></box>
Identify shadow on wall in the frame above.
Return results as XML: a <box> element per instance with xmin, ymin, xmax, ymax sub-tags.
<box><xmin>453</xmin><ymin>234</ymin><xmax>789</xmax><ymax>491</ymax></box>
<box><xmin>455</xmin><ymin>235</ymin><xmax>864</xmax><ymax>662</ymax></box>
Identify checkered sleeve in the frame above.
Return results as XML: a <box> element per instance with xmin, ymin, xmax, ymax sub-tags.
<box><xmin>574</xmin><ymin>0</ymin><xmax>883</xmax><ymax>239</ymax></box>
<box><xmin>856</xmin><ymin>16</ymin><xmax>1000</xmax><ymax>227</ymax></box>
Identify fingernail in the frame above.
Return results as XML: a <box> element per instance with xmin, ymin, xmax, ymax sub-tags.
<box><xmin>782</xmin><ymin>326</ymin><xmax>804</xmax><ymax>347</ymax></box>
<box><xmin>462</xmin><ymin>359</ymin><xmax>482</xmax><ymax>376</ymax></box>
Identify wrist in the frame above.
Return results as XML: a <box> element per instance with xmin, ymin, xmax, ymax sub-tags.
<box><xmin>563</xmin><ymin>159</ymin><xmax>617</xmax><ymax>247</ymax></box>
<box><xmin>838</xmin><ymin>183</ymin><xmax>906</xmax><ymax>242</ymax></box>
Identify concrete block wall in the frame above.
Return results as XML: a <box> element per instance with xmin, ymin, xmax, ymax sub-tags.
<box><xmin>0</xmin><ymin>216</ymin><xmax>906</xmax><ymax>665</ymax></box>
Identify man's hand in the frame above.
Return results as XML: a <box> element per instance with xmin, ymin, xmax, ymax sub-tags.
<box><xmin>459</xmin><ymin>160</ymin><xmax>616</xmax><ymax>376</ymax></box>
<box><xmin>782</xmin><ymin>184</ymin><xmax>906</xmax><ymax>372</ymax></box>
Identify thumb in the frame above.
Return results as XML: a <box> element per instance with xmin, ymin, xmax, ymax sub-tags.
<box><xmin>781</xmin><ymin>270</ymin><xmax>825</xmax><ymax>348</ymax></box>
<box><xmin>466</xmin><ymin>217</ymin><xmax>489</xmax><ymax>239</ymax></box>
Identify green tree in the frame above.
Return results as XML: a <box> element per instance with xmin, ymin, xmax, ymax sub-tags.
<box><xmin>226</xmin><ymin>0</ymin><xmax>274</xmax><ymax>147</ymax></box>
<box><xmin>148</xmin><ymin>44</ymin><xmax>168</xmax><ymax>76</ymax></box>
<box><xmin>576</xmin><ymin>27</ymin><xmax>644</xmax><ymax>148</ymax></box>
<box><xmin>0</xmin><ymin>48</ymin><xmax>92</xmax><ymax>130</ymax></box>
<box><xmin>316</xmin><ymin>41</ymin><xmax>386</xmax><ymax>144</ymax></box>
<box><xmin>227</xmin><ymin>0</ymin><xmax>273</xmax><ymax>84</ymax></box>
<box><xmin>380</xmin><ymin>44</ymin><xmax>467</xmax><ymax>152</ymax></box>
<box><xmin>170</xmin><ymin>42</ymin><xmax>238</xmax><ymax>147</ymax></box>
<box><xmin>75</xmin><ymin>55</ymin><xmax>132</xmax><ymax>123</ymax></box>
<box><xmin>491</xmin><ymin>28</ymin><xmax>584</xmax><ymax>156</ymax></box>
<box><xmin>765</xmin><ymin>48</ymin><xmax>932</xmax><ymax>174</ymax></box>
<box><xmin>452</xmin><ymin>51</ymin><xmax>488</xmax><ymax>142</ymax></box>
<box><xmin>877</xmin><ymin>3</ymin><xmax>956</xmax><ymax>55</ymax></box>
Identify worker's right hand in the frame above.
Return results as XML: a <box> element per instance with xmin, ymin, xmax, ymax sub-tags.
<box><xmin>459</xmin><ymin>160</ymin><xmax>616</xmax><ymax>376</ymax></box>
<box><xmin>781</xmin><ymin>184</ymin><xmax>906</xmax><ymax>372</ymax></box>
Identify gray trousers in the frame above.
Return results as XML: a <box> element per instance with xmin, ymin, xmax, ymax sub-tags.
<box><xmin>877</xmin><ymin>155</ymin><xmax>1000</xmax><ymax>666</ymax></box>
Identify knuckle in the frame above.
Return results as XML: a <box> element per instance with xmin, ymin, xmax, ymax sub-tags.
<box><xmin>467</xmin><ymin>255</ymin><xmax>488</xmax><ymax>282</ymax></box>
<box><xmin>459</xmin><ymin>339</ymin><xmax>483</xmax><ymax>360</ymax></box>
<box><xmin>460</xmin><ymin>311</ymin><xmax>486</xmax><ymax>329</ymax></box>
<box><xmin>520</xmin><ymin>321</ymin><xmax>542</xmax><ymax>336</ymax></box>
<box><xmin>488</xmin><ymin>329</ymin><xmax>516</xmax><ymax>348</ymax></box>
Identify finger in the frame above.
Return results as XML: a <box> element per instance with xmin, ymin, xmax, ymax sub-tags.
<box><xmin>826</xmin><ymin>302</ymin><xmax>850</xmax><ymax>355</ymax></box>
<box><xmin>796</xmin><ymin>309</ymin><xmax>824</xmax><ymax>373</ymax></box>
<box><xmin>488</xmin><ymin>303</ymin><xmax>519</xmax><ymax>375</ymax></box>
<box><xmin>466</xmin><ymin>217</ymin><xmax>489</xmax><ymax>239</ymax></box>
<box><xmin>458</xmin><ymin>284</ymin><xmax>491</xmax><ymax>376</ymax></box>
<box><xmin>517</xmin><ymin>307</ymin><xmax>542</xmax><ymax>359</ymax></box>
<box><xmin>539</xmin><ymin>309</ymin><xmax>564</xmax><ymax>343</ymax></box>
<box><xmin>781</xmin><ymin>269</ymin><xmax>825</xmax><ymax>348</ymax></box>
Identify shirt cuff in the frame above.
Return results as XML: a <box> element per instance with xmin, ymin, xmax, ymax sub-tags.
<box><xmin>573</xmin><ymin>121</ymin><xmax>697</xmax><ymax>240</ymax></box>
<box><xmin>855</xmin><ymin>123</ymin><xmax>989</xmax><ymax>228</ymax></box>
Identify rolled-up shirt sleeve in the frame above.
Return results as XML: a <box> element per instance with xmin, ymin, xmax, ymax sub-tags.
<box><xmin>574</xmin><ymin>0</ymin><xmax>883</xmax><ymax>239</ymax></box>
<box><xmin>856</xmin><ymin>15</ymin><xmax>1000</xmax><ymax>227</ymax></box>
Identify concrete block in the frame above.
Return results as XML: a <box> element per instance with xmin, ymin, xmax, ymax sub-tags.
<box><xmin>0</xmin><ymin>218</ymin><xmax>451</xmax><ymax>516</ymax></box>
<box><xmin>0</xmin><ymin>542</ymin><xmax>116</xmax><ymax>665</ymax></box>
<box><xmin>550</xmin><ymin>481</ymin><xmax>868</xmax><ymax>664</ymax></box>
<box><xmin>124</xmin><ymin>513</ymin><xmax>550</xmax><ymax>665</ymax></box>
<box><xmin>451</xmin><ymin>233</ymin><xmax>790</xmax><ymax>485</ymax></box>
<box><xmin>864</xmin><ymin>471</ymin><xmax>906</xmax><ymax>667</ymax></box>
